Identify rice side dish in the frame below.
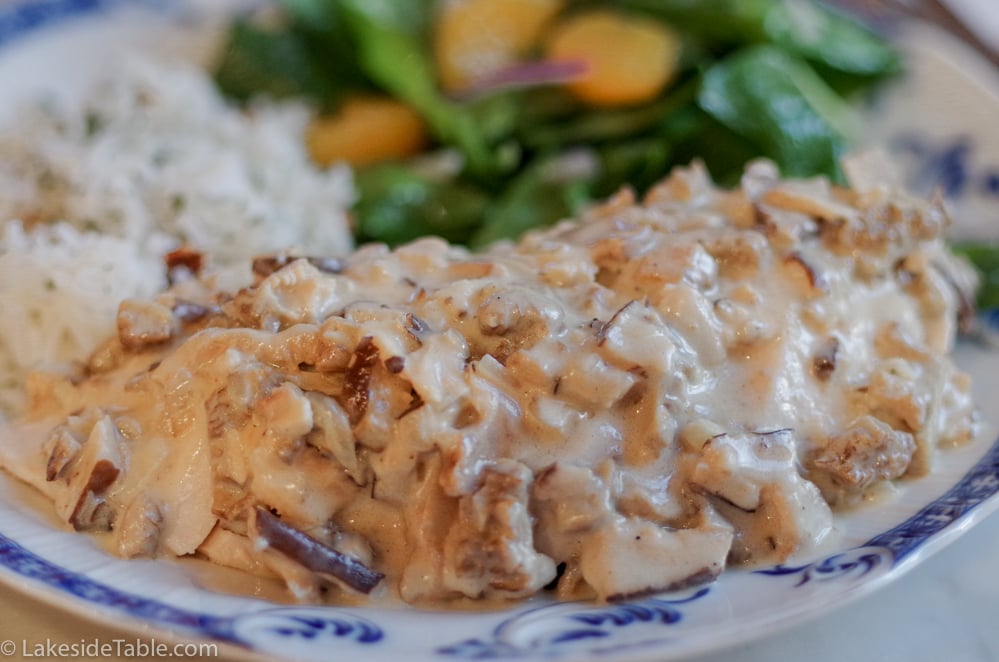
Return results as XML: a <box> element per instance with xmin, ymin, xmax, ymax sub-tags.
<box><xmin>0</xmin><ymin>59</ymin><xmax>355</xmax><ymax>414</ymax></box>
<box><xmin>0</xmin><ymin>156</ymin><xmax>980</xmax><ymax>605</ymax></box>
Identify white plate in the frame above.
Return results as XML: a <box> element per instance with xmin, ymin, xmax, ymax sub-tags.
<box><xmin>0</xmin><ymin>2</ymin><xmax>996</xmax><ymax>662</ymax></box>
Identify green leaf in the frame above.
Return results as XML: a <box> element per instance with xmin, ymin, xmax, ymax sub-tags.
<box><xmin>662</xmin><ymin>108</ymin><xmax>759</xmax><ymax>185</ymax></box>
<box><xmin>214</xmin><ymin>20</ymin><xmax>339</xmax><ymax>104</ymax></box>
<box><xmin>698</xmin><ymin>45</ymin><xmax>854</xmax><ymax>179</ymax></box>
<box><xmin>594</xmin><ymin>138</ymin><xmax>672</xmax><ymax>198</ymax></box>
<box><xmin>614</xmin><ymin>0</ymin><xmax>771</xmax><ymax>44</ymax></box>
<box><xmin>355</xmin><ymin>165</ymin><xmax>490</xmax><ymax>245</ymax></box>
<box><xmin>762</xmin><ymin>1</ymin><xmax>902</xmax><ymax>79</ymax></box>
<box><xmin>952</xmin><ymin>242</ymin><xmax>999</xmax><ymax>309</ymax></box>
<box><xmin>213</xmin><ymin>0</ymin><xmax>901</xmax><ymax>249</ymax></box>
<box><xmin>616</xmin><ymin>0</ymin><xmax>900</xmax><ymax>80</ymax></box>
<box><xmin>469</xmin><ymin>158</ymin><xmax>596</xmax><ymax>248</ymax></box>
<box><xmin>278</xmin><ymin>0</ymin><xmax>339</xmax><ymax>30</ymax></box>
<box><xmin>522</xmin><ymin>87</ymin><xmax>693</xmax><ymax>151</ymax></box>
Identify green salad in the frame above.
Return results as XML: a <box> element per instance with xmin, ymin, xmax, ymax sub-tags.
<box><xmin>952</xmin><ymin>243</ymin><xmax>999</xmax><ymax>310</ymax></box>
<box><xmin>214</xmin><ymin>0</ymin><xmax>901</xmax><ymax>247</ymax></box>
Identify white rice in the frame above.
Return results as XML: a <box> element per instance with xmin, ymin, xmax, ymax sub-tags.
<box><xmin>0</xmin><ymin>58</ymin><xmax>356</xmax><ymax>415</ymax></box>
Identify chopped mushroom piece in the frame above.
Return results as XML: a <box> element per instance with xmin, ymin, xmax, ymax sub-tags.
<box><xmin>198</xmin><ymin>526</ymin><xmax>278</xmax><ymax>578</ymax></box>
<box><xmin>116</xmin><ymin>299</ymin><xmax>175</xmax><ymax>350</ymax></box>
<box><xmin>809</xmin><ymin>416</ymin><xmax>917</xmax><ymax>505</ymax></box>
<box><xmin>442</xmin><ymin>462</ymin><xmax>556</xmax><ymax>599</ymax></box>
<box><xmin>690</xmin><ymin>430</ymin><xmax>833</xmax><ymax>564</ymax></box>
<box><xmin>116</xmin><ymin>495</ymin><xmax>163</xmax><ymax>558</ymax></box>
<box><xmin>578</xmin><ymin>515</ymin><xmax>733</xmax><ymax>601</ymax></box>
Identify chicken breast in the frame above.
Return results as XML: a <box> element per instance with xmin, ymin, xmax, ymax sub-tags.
<box><xmin>0</xmin><ymin>158</ymin><xmax>979</xmax><ymax>604</ymax></box>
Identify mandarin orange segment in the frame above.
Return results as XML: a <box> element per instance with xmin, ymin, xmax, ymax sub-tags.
<box><xmin>434</xmin><ymin>0</ymin><xmax>565</xmax><ymax>92</ymax></box>
<box><xmin>306</xmin><ymin>96</ymin><xmax>428</xmax><ymax>167</ymax></box>
<box><xmin>545</xmin><ymin>10</ymin><xmax>681</xmax><ymax>107</ymax></box>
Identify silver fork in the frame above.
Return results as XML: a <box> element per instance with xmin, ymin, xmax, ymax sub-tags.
<box><xmin>829</xmin><ymin>0</ymin><xmax>999</xmax><ymax>69</ymax></box>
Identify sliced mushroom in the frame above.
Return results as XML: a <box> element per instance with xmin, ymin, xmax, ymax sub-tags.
<box><xmin>172</xmin><ymin>299</ymin><xmax>220</xmax><ymax>325</ymax></box>
<box><xmin>305</xmin><ymin>391</ymin><xmax>364</xmax><ymax>484</ymax></box>
<box><xmin>116</xmin><ymin>495</ymin><xmax>163</xmax><ymax>558</ymax></box>
<box><xmin>50</xmin><ymin>415</ymin><xmax>123</xmax><ymax>531</ymax></box>
<box><xmin>554</xmin><ymin>353</ymin><xmax>636</xmax><ymax>410</ymax></box>
<box><xmin>720</xmin><ymin>479</ymin><xmax>831</xmax><ymax>564</ymax></box>
<box><xmin>251</xmin><ymin>506</ymin><xmax>383</xmax><ymax>595</ymax></box>
<box><xmin>43</xmin><ymin>425</ymin><xmax>82</xmax><ymax>481</ymax></box>
<box><xmin>931</xmin><ymin>254</ymin><xmax>979</xmax><ymax>336</ymax></box>
<box><xmin>783</xmin><ymin>252</ymin><xmax>828</xmax><ymax>296</ymax></box>
<box><xmin>344</xmin><ymin>337</ymin><xmax>379</xmax><ymax>424</ymax></box>
<box><xmin>473</xmin><ymin>283</ymin><xmax>565</xmax><ymax>362</ymax></box>
<box><xmin>532</xmin><ymin>463</ymin><xmax>611</xmax><ymax>536</ymax></box>
<box><xmin>691</xmin><ymin>430</ymin><xmax>796</xmax><ymax>511</ymax></box>
<box><xmin>164</xmin><ymin>246</ymin><xmax>204</xmax><ymax>284</ymax></box>
<box><xmin>596</xmin><ymin>301</ymin><xmax>684</xmax><ymax>375</ymax></box>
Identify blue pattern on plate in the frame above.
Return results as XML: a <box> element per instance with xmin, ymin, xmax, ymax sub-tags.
<box><xmin>753</xmin><ymin>549</ymin><xmax>890</xmax><ymax>587</ymax></box>
<box><xmin>0</xmin><ymin>533</ymin><xmax>239</xmax><ymax>643</ymax></box>
<box><xmin>256</xmin><ymin>613</ymin><xmax>383</xmax><ymax>643</ymax></box>
<box><xmin>979</xmin><ymin>308</ymin><xmax>999</xmax><ymax>334</ymax></box>
<box><xmin>893</xmin><ymin>132</ymin><xmax>999</xmax><ymax>200</ymax></box>
<box><xmin>437</xmin><ymin>588</ymin><xmax>710</xmax><ymax>659</ymax></box>
<box><xmin>757</xmin><ymin>437</ymin><xmax>999</xmax><ymax>585</ymax></box>
<box><xmin>0</xmin><ymin>0</ymin><xmax>168</xmax><ymax>48</ymax></box>
<box><xmin>0</xmin><ymin>534</ymin><xmax>390</xmax><ymax>651</ymax></box>
<box><xmin>866</xmin><ymin>437</ymin><xmax>999</xmax><ymax>559</ymax></box>
<box><xmin>228</xmin><ymin>608</ymin><xmax>385</xmax><ymax>649</ymax></box>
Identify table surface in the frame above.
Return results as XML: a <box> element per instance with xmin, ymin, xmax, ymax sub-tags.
<box><xmin>0</xmin><ymin>508</ymin><xmax>995</xmax><ymax>662</ymax></box>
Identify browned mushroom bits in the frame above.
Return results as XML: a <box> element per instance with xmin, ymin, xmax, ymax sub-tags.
<box><xmin>4</xmin><ymin>158</ymin><xmax>980</xmax><ymax>605</ymax></box>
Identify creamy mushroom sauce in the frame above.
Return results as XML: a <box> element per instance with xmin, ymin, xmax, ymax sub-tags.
<box><xmin>0</xmin><ymin>158</ymin><xmax>980</xmax><ymax>605</ymax></box>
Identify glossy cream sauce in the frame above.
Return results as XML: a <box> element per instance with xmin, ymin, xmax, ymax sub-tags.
<box><xmin>0</xmin><ymin>158</ymin><xmax>979</xmax><ymax>605</ymax></box>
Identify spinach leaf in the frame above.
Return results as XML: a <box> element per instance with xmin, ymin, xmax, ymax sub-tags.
<box><xmin>278</xmin><ymin>0</ymin><xmax>340</xmax><ymax>30</ymax></box>
<box><xmin>762</xmin><ymin>1</ymin><xmax>902</xmax><ymax>80</ymax></box>
<box><xmin>521</xmin><ymin>86</ymin><xmax>693</xmax><ymax>151</ymax></box>
<box><xmin>613</xmin><ymin>0</ymin><xmax>771</xmax><ymax>45</ymax></box>
<box><xmin>698</xmin><ymin>45</ymin><xmax>855</xmax><ymax>179</ymax></box>
<box><xmin>662</xmin><ymin>108</ymin><xmax>759</xmax><ymax>185</ymax></box>
<box><xmin>952</xmin><ymin>243</ymin><xmax>999</xmax><ymax>309</ymax></box>
<box><xmin>355</xmin><ymin>165</ymin><xmax>490</xmax><ymax>245</ymax></box>
<box><xmin>214</xmin><ymin>20</ymin><xmax>340</xmax><ymax>105</ymax></box>
<box><xmin>617</xmin><ymin>0</ymin><xmax>900</xmax><ymax>80</ymax></box>
<box><xmin>594</xmin><ymin>138</ymin><xmax>673</xmax><ymax>198</ymax></box>
<box><xmin>470</xmin><ymin>177</ymin><xmax>577</xmax><ymax>248</ymax></box>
